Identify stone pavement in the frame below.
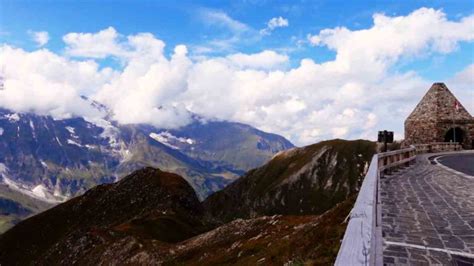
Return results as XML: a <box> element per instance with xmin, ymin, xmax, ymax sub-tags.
<box><xmin>381</xmin><ymin>153</ymin><xmax>474</xmax><ymax>265</ymax></box>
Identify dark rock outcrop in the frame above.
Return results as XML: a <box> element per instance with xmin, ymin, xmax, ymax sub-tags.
<box><xmin>0</xmin><ymin>139</ymin><xmax>375</xmax><ymax>265</ymax></box>
<box><xmin>0</xmin><ymin>168</ymin><xmax>209</xmax><ymax>265</ymax></box>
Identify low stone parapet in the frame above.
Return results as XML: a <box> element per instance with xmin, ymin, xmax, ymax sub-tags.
<box><xmin>414</xmin><ymin>142</ymin><xmax>462</xmax><ymax>154</ymax></box>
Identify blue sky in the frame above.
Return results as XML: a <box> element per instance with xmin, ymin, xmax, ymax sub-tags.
<box><xmin>0</xmin><ymin>0</ymin><xmax>473</xmax><ymax>144</ymax></box>
<box><xmin>2</xmin><ymin>0</ymin><xmax>472</xmax><ymax>74</ymax></box>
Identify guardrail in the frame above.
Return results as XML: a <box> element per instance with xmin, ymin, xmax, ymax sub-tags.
<box><xmin>334</xmin><ymin>155</ymin><xmax>381</xmax><ymax>265</ymax></box>
<box><xmin>335</xmin><ymin>147</ymin><xmax>417</xmax><ymax>265</ymax></box>
<box><xmin>378</xmin><ymin>146</ymin><xmax>416</xmax><ymax>173</ymax></box>
<box><xmin>335</xmin><ymin>142</ymin><xmax>459</xmax><ymax>265</ymax></box>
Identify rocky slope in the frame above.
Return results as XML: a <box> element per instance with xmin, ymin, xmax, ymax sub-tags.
<box><xmin>204</xmin><ymin>139</ymin><xmax>375</xmax><ymax>222</ymax></box>
<box><xmin>165</xmin><ymin>120</ymin><xmax>294</xmax><ymax>171</ymax></box>
<box><xmin>0</xmin><ymin>185</ymin><xmax>52</xmax><ymax>234</ymax></box>
<box><xmin>44</xmin><ymin>196</ymin><xmax>355</xmax><ymax>265</ymax></box>
<box><xmin>0</xmin><ymin>103</ymin><xmax>293</xmax><ymax>231</ymax></box>
<box><xmin>157</xmin><ymin>196</ymin><xmax>356</xmax><ymax>265</ymax></box>
<box><xmin>0</xmin><ymin>139</ymin><xmax>375</xmax><ymax>265</ymax></box>
<box><xmin>0</xmin><ymin>168</ymin><xmax>211</xmax><ymax>265</ymax></box>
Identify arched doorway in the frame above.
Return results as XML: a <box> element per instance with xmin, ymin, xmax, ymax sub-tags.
<box><xmin>444</xmin><ymin>127</ymin><xmax>464</xmax><ymax>143</ymax></box>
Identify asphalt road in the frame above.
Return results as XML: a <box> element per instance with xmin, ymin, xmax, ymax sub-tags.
<box><xmin>437</xmin><ymin>153</ymin><xmax>474</xmax><ymax>176</ymax></box>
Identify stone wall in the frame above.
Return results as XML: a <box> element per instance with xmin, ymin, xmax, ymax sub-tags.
<box><xmin>404</xmin><ymin>120</ymin><xmax>437</xmax><ymax>144</ymax></box>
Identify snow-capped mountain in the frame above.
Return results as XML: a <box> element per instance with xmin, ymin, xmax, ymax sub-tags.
<box><xmin>0</xmin><ymin>100</ymin><xmax>293</xmax><ymax>232</ymax></box>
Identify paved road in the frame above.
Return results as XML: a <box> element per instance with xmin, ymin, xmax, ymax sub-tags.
<box><xmin>437</xmin><ymin>153</ymin><xmax>474</xmax><ymax>176</ymax></box>
<box><xmin>381</xmin><ymin>154</ymin><xmax>474</xmax><ymax>265</ymax></box>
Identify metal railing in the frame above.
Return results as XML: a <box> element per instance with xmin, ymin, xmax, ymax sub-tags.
<box><xmin>335</xmin><ymin>142</ymin><xmax>459</xmax><ymax>265</ymax></box>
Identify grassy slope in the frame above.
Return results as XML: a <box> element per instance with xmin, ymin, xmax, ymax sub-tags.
<box><xmin>204</xmin><ymin>139</ymin><xmax>375</xmax><ymax>222</ymax></box>
<box><xmin>1</xmin><ymin>139</ymin><xmax>374</xmax><ymax>264</ymax></box>
<box><xmin>0</xmin><ymin>185</ymin><xmax>53</xmax><ymax>233</ymax></box>
<box><xmin>165</xmin><ymin>195</ymin><xmax>357</xmax><ymax>265</ymax></box>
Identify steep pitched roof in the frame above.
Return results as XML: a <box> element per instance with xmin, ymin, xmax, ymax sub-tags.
<box><xmin>406</xmin><ymin>83</ymin><xmax>473</xmax><ymax>122</ymax></box>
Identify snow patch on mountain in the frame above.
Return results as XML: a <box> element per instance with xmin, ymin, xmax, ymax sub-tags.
<box><xmin>65</xmin><ymin>126</ymin><xmax>79</xmax><ymax>139</ymax></box>
<box><xmin>87</xmin><ymin>118</ymin><xmax>120</xmax><ymax>147</ymax></box>
<box><xmin>55</xmin><ymin>136</ymin><xmax>63</xmax><ymax>146</ymax></box>
<box><xmin>40</xmin><ymin>160</ymin><xmax>48</xmax><ymax>168</ymax></box>
<box><xmin>4</xmin><ymin>113</ymin><xmax>20</xmax><ymax>122</ymax></box>
<box><xmin>67</xmin><ymin>139</ymin><xmax>83</xmax><ymax>147</ymax></box>
<box><xmin>1</xmin><ymin>175</ymin><xmax>66</xmax><ymax>204</ymax></box>
<box><xmin>150</xmin><ymin>132</ymin><xmax>179</xmax><ymax>149</ymax></box>
<box><xmin>0</xmin><ymin>127</ymin><xmax>3</xmax><ymax>136</ymax></box>
<box><xmin>0</xmin><ymin>163</ymin><xmax>7</xmax><ymax>175</ymax></box>
<box><xmin>32</xmin><ymin>184</ymin><xmax>49</xmax><ymax>199</ymax></box>
<box><xmin>118</xmin><ymin>147</ymin><xmax>132</xmax><ymax>163</ymax></box>
<box><xmin>30</xmin><ymin>120</ymin><xmax>36</xmax><ymax>138</ymax></box>
<box><xmin>65</xmin><ymin>126</ymin><xmax>75</xmax><ymax>134</ymax></box>
<box><xmin>85</xmin><ymin>144</ymin><xmax>96</xmax><ymax>150</ymax></box>
<box><xmin>149</xmin><ymin>131</ymin><xmax>195</xmax><ymax>150</ymax></box>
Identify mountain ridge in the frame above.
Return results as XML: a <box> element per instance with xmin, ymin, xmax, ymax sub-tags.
<box><xmin>0</xmin><ymin>139</ymin><xmax>375</xmax><ymax>265</ymax></box>
<box><xmin>204</xmin><ymin>139</ymin><xmax>375</xmax><ymax>222</ymax></box>
<box><xmin>0</xmin><ymin>104</ymin><xmax>293</xmax><ymax>232</ymax></box>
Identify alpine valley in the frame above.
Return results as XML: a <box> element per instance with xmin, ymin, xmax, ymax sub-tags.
<box><xmin>0</xmin><ymin>139</ymin><xmax>376</xmax><ymax>265</ymax></box>
<box><xmin>0</xmin><ymin>97</ymin><xmax>293</xmax><ymax>233</ymax></box>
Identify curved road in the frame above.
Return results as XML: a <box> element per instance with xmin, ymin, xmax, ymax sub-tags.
<box><xmin>437</xmin><ymin>153</ymin><xmax>474</xmax><ymax>176</ymax></box>
<box><xmin>381</xmin><ymin>153</ymin><xmax>474</xmax><ymax>265</ymax></box>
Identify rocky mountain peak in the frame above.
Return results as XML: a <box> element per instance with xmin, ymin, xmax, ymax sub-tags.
<box><xmin>0</xmin><ymin>167</ymin><xmax>209</xmax><ymax>264</ymax></box>
<box><xmin>0</xmin><ymin>139</ymin><xmax>375</xmax><ymax>265</ymax></box>
<box><xmin>204</xmin><ymin>139</ymin><xmax>375</xmax><ymax>222</ymax></box>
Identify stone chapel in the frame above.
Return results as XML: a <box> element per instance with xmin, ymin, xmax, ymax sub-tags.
<box><xmin>404</xmin><ymin>83</ymin><xmax>474</xmax><ymax>149</ymax></box>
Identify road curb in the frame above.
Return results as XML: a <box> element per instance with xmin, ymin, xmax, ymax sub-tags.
<box><xmin>432</xmin><ymin>152</ymin><xmax>474</xmax><ymax>180</ymax></box>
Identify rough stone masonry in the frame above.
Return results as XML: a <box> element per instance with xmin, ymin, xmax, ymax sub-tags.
<box><xmin>405</xmin><ymin>83</ymin><xmax>474</xmax><ymax>149</ymax></box>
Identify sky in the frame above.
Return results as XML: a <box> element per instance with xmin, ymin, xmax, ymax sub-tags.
<box><xmin>0</xmin><ymin>0</ymin><xmax>473</xmax><ymax>145</ymax></box>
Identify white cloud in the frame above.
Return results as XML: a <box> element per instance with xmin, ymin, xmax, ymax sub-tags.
<box><xmin>261</xmin><ymin>16</ymin><xmax>289</xmax><ymax>35</ymax></box>
<box><xmin>63</xmin><ymin>27</ymin><xmax>123</xmax><ymax>58</ymax></box>
<box><xmin>195</xmin><ymin>10</ymin><xmax>258</xmax><ymax>55</ymax></box>
<box><xmin>200</xmin><ymin>9</ymin><xmax>249</xmax><ymax>33</ymax></box>
<box><xmin>448</xmin><ymin>64</ymin><xmax>474</xmax><ymax>115</ymax></box>
<box><xmin>268</xmin><ymin>17</ymin><xmax>289</xmax><ymax>29</ymax></box>
<box><xmin>332</xmin><ymin>127</ymin><xmax>349</xmax><ymax>138</ymax></box>
<box><xmin>1</xmin><ymin>8</ymin><xmax>473</xmax><ymax>145</ymax></box>
<box><xmin>308</xmin><ymin>8</ymin><xmax>474</xmax><ymax>74</ymax></box>
<box><xmin>227</xmin><ymin>50</ymin><xmax>289</xmax><ymax>69</ymax></box>
<box><xmin>0</xmin><ymin>45</ymin><xmax>112</xmax><ymax>119</ymax></box>
<box><xmin>28</xmin><ymin>31</ymin><xmax>49</xmax><ymax>47</ymax></box>
<box><xmin>94</xmin><ymin>39</ymin><xmax>192</xmax><ymax>128</ymax></box>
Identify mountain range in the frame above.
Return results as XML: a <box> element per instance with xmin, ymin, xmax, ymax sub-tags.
<box><xmin>0</xmin><ymin>99</ymin><xmax>293</xmax><ymax>232</ymax></box>
<box><xmin>0</xmin><ymin>139</ymin><xmax>376</xmax><ymax>264</ymax></box>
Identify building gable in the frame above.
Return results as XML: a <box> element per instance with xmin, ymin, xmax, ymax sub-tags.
<box><xmin>406</xmin><ymin>83</ymin><xmax>472</xmax><ymax>122</ymax></box>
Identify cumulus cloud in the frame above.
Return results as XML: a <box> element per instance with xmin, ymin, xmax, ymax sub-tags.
<box><xmin>63</xmin><ymin>27</ymin><xmax>123</xmax><ymax>58</ymax></box>
<box><xmin>226</xmin><ymin>50</ymin><xmax>289</xmax><ymax>69</ymax></box>
<box><xmin>1</xmin><ymin>8</ymin><xmax>473</xmax><ymax>145</ymax></box>
<box><xmin>28</xmin><ymin>31</ymin><xmax>49</xmax><ymax>47</ymax></box>
<box><xmin>94</xmin><ymin>42</ymin><xmax>192</xmax><ymax>128</ymax></box>
<box><xmin>308</xmin><ymin>8</ymin><xmax>474</xmax><ymax>74</ymax></box>
<box><xmin>0</xmin><ymin>45</ymin><xmax>113</xmax><ymax>119</ymax></box>
<box><xmin>62</xmin><ymin>27</ymin><xmax>168</xmax><ymax>61</ymax></box>
<box><xmin>261</xmin><ymin>16</ymin><xmax>289</xmax><ymax>35</ymax></box>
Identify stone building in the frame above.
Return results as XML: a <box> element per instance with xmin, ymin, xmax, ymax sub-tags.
<box><xmin>405</xmin><ymin>83</ymin><xmax>474</xmax><ymax>149</ymax></box>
